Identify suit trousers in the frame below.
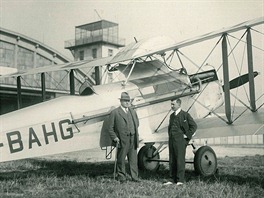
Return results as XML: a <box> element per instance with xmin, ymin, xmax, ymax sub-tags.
<box><xmin>116</xmin><ymin>134</ymin><xmax>138</xmax><ymax>180</ymax></box>
<box><xmin>169</xmin><ymin>133</ymin><xmax>186</xmax><ymax>183</ymax></box>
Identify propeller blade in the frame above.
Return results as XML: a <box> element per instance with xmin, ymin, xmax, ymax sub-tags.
<box><xmin>223</xmin><ymin>71</ymin><xmax>259</xmax><ymax>91</ymax></box>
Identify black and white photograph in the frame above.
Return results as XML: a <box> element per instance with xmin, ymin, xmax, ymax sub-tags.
<box><xmin>0</xmin><ymin>0</ymin><xmax>263</xmax><ymax>197</ymax></box>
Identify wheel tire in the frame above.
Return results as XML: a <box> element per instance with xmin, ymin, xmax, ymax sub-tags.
<box><xmin>138</xmin><ymin>145</ymin><xmax>160</xmax><ymax>171</ymax></box>
<box><xmin>194</xmin><ymin>146</ymin><xmax>217</xmax><ymax>176</ymax></box>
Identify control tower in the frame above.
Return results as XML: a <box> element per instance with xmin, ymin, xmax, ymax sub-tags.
<box><xmin>64</xmin><ymin>20</ymin><xmax>125</xmax><ymax>85</ymax></box>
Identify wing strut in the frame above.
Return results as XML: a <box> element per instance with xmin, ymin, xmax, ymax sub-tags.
<box><xmin>41</xmin><ymin>73</ymin><xmax>46</xmax><ymax>101</ymax></box>
<box><xmin>246</xmin><ymin>28</ymin><xmax>256</xmax><ymax>112</ymax></box>
<box><xmin>222</xmin><ymin>34</ymin><xmax>232</xmax><ymax>124</ymax></box>
<box><xmin>17</xmin><ymin>76</ymin><xmax>22</xmax><ymax>109</ymax></box>
<box><xmin>123</xmin><ymin>60</ymin><xmax>136</xmax><ymax>85</ymax></box>
<box><xmin>70</xmin><ymin>69</ymin><xmax>75</xmax><ymax>95</ymax></box>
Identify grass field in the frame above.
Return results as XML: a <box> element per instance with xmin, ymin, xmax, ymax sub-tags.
<box><xmin>0</xmin><ymin>153</ymin><xmax>263</xmax><ymax>198</ymax></box>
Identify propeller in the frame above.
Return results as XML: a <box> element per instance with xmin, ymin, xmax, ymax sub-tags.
<box><xmin>223</xmin><ymin>71</ymin><xmax>259</xmax><ymax>91</ymax></box>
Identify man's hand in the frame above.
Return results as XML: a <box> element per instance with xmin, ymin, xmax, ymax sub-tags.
<box><xmin>114</xmin><ymin>137</ymin><xmax>120</xmax><ymax>144</ymax></box>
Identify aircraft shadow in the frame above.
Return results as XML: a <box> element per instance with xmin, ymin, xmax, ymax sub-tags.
<box><xmin>0</xmin><ymin>159</ymin><xmax>263</xmax><ymax>188</ymax></box>
<box><xmin>0</xmin><ymin>159</ymin><xmax>115</xmax><ymax>179</ymax></box>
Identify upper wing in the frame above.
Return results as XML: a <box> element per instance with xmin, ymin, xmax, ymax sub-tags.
<box><xmin>0</xmin><ymin>56</ymin><xmax>112</xmax><ymax>78</ymax></box>
<box><xmin>109</xmin><ymin>17</ymin><xmax>264</xmax><ymax>64</ymax></box>
<box><xmin>1</xmin><ymin>17</ymin><xmax>262</xmax><ymax>101</ymax></box>
<box><xmin>109</xmin><ymin>36</ymin><xmax>176</xmax><ymax>64</ymax></box>
<box><xmin>1</xmin><ymin>17</ymin><xmax>263</xmax><ymax>79</ymax></box>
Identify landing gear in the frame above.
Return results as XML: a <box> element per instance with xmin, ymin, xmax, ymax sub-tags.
<box><xmin>137</xmin><ymin>143</ymin><xmax>217</xmax><ymax>177</ymax></box>
<box><xmin>138</xmin><ymin>145</ymin><xmax>160</xmax><ymax>171</ymax></box>
<box><xmin>194</xmin><ymin>146</ymin><xmax>217</xmax><ymax>176</ymax></box>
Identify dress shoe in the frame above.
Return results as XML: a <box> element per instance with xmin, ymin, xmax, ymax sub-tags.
<box><xmin>163</xmin><ymin>181</ymin><xmax>173</xmax><ymax>185</ymax></box>
<box><xmin>176</xmin><ymin>182</ymin><xmax>184</xmax><ymax>186</ymax></box>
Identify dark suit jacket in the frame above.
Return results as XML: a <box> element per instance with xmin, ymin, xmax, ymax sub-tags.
<box><xmin>168</xmin><ymin>110</ymin><xmax>197</xmax><ymax>140</ymax></box>
<box><xmin>108</xmin><ymin>107</ymin><xmax>139</xmax><ymax>148</ymax></box>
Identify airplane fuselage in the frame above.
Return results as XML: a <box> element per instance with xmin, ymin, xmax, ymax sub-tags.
<box><xmin>0</xmin><ymin>69</ymin><xmax>223</xmax><ymax>162</ymax></box>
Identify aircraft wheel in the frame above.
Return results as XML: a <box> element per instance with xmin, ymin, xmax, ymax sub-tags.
<box><xmin>194</xmin><ymin>146</ymin><xmax>217</xmax><ymax>176</ymax></box>
<box><xmin>138</xmin><ymin>145</ymin><xmax>160</xmax><ymax>171</ymax></box>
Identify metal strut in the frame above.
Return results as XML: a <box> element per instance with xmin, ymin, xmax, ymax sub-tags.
<box><xmin>123</xmin><ymin>60</ymin><xmax>137</xmax><ymax>86</ymax></box>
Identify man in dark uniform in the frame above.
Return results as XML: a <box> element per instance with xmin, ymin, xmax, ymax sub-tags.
<box><xmin>108</xmin><ymin>92</ymin><xmax>140</xmax><ymax>182</ymax></box>
<box><xmin>164</xmin><ymin>98</ymin><xmax>197</xmax><ymax>186</ymax></box>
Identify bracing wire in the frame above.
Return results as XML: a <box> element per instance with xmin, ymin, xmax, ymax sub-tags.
<box><xmin>19</xmin><ymin>76</ymin><xmax>39</xmax><ymax>90</ymax></box>
<box><xmin>111</xmin><ymin>61</ymin><xmax>134</xmax><ymax>82</ymax></box>
<box><xmin>175</xmin><ymin>34</ymin><xmax>222</xmax><ymax>76</ymax></box>
<box><xmin>196</xmin><ymin>35</ymin><xmax>223</xmax><ymax>74</ymax></box>
<box><xmin>232</xmin><ymin>108</ymin><xmax>249</xmax><ymax>123</ymax></box>
<box><xmin>174</xmin><ymin>37</ymin><xmax>223</xmax><ymax>114</ymax></box>
<box><xmin>228</xmin><ymin>35</ymin><xmax>264</xmax><ymax>52</ymax></box>
<box><xmin>256</xmin><ymin>93</ymin><xmax>264</xmax><ymax>111</ymax></box>
<box><xmin>217</xmin><ymin>28</ymin><xmax>263</xmax><ymax>122</ymax></box>
<box><xmin>48</xmin><ymin>71</ymin><xmax>70</xmax><ymax>92</ymax></box>
<box><xmin>229</xmin><ymin>27</ymin><xmax>264</xmax><ymax>52</ymax></box>
<box><xmin>176</xmin><ymin>50</ymin><xmax>185</xmax><ymax>69</ymax></box>
<box><xmin>216</xmin><ymin>30</ymin><xmax>248</xmax><ymax>72</ymax></box>
<box><xmin>251</xmin><ymin>27</ymin><xmax>264</xmax><ymax>36</ymax></box>
<box><xmin>226</xmin><ymin>35</ymin><xmax>244</xmax><ymax>119</ymax></box>
<box><xmin>166</xmin><ymin>50</ymin><xmax>175</xmax><ymax>67</ymax></box>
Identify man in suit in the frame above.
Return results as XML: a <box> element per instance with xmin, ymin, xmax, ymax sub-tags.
<box><xmin>164</xmin><ymin>98</ymin><xmax>197</xmax><ymax>186</ymax></box>
<box><xmin>108</xmin><ymin>92</ymin><xmax>140</xmax><ymax>182</ymax></box>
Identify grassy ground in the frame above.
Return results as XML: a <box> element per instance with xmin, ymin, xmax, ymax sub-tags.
<box><xmin>0</xmin><ymin>155</ymin><xmax>263</xmax><ymax>198</ymax></box>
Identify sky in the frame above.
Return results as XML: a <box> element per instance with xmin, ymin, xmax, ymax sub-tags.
<box><xmin>1</xmin><ymin>0</ymin><xmax>263</xmax><ymax>60</ymax></box>
<box><xmin>0</xmin><ymin>0</ymin><xmax>263</xmax><ymax>104</ymax></box>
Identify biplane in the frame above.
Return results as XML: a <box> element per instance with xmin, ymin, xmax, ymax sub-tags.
<box><xmin>0</xmin><ymin>17</ymin><xmax>263</xmax><ymax>177</ymax></box>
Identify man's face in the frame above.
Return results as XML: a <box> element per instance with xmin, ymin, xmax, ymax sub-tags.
<box><xmin>120</xmin><ymin>99</ymin><xmax>131</xmax><ymax>108</ymax></box>
<box><xmin>171</xmin><ymin>100</ymin><xmax>180</xmax><ymax>111</ymax></box>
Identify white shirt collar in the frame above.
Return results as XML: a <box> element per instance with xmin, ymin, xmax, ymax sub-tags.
<box><xmin>121</xmin><ymin>106</ymin><xmax>128</xmax><ymax>113</ymax></box>
<box><xmin>175</xmin><ymin>108</ymin><xmax>181</xmax><ymax>115</ymax></box>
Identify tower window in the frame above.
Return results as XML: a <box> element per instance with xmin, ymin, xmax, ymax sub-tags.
<box><xmin>92</xmin><ymin>48</ymin><xmax>97</xmax><ymax>59</ymax></box>
<box><xmin>108</xmin><ymin>49</ymin><xmax>113</xmax><ymax>57</ymax></box>
<box><xmin>79</xmin><ymin>50</ymin><xmax>84</xmax><ymax>60</ymax></box>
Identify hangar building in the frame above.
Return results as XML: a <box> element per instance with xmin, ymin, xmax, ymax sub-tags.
<box><xmin>0</xmin><ymin>20</ymin><xmax>125</xmax><ymax>115</ymax></box>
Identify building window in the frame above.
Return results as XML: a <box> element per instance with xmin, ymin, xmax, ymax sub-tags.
<box><xmin>108</xmin><ymin>49</ymin><xmax>113</xmax><ymax>57</ymax></box>
<box><xmin>79</xmin><ymin>50</ymin><xmax>84</xmax><ymax>60</ymax></box>
<box><xmin>92</xmin><ymin>48</ymin><xmax>97</xmax><ymax>59</ymax></box>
